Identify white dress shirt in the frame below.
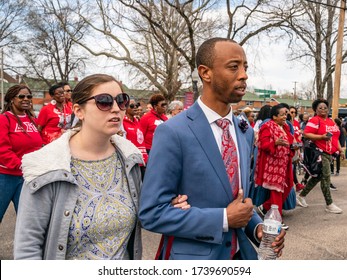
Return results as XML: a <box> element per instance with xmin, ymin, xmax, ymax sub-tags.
<box><xmin>197</xmin><ymin>98</ymin><xmax>241</xmax><ymax>233</ymax></box>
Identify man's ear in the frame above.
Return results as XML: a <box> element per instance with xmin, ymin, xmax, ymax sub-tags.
<box><xmin>198</xmin><ymin>65</ymin><xmax>211</xmax><ymax>83</ymax></box>
<box><xmin>73</xmin><ymin>103</ymin><xmax>84</xmax><ymax>121</ymax></box>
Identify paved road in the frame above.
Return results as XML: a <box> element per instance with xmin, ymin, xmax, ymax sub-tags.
<box><xmin>1</xmin><ymin>167</ymin><xmax>346</xmax><ymax>260</ymax></box>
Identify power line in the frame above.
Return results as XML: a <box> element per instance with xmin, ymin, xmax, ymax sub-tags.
<box><xmin>304</xmin><ymin>0</ymin><xmax>347</xmax><ymax>10</ymax></box>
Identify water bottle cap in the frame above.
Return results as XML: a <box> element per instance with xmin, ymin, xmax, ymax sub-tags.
<box><xmin>270</xmin><ymin>204</ymin><xmax>279</xmax><ymax>209</ymax></box>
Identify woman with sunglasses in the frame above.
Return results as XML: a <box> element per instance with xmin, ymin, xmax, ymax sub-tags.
<box><xmin>14</xmin><ymin>74</ymin><xmax>189</xmax><ymax>260</ymax></box>
<box><xmin>140</xmin><ymin>93</ymin><xmax>168</xmax><ymax>154</ymax></box>
<box><xmin>59</xmin><ymin>81</ymin><xmax>73</xmax><ymax>110</ymax></box>
<box><xmin>0</xmin><ymin>85</ymin><xmax>43</xmax><ymax>224</ymax></box>
<box><xmin>36</xmin><ymin>84</ymin><xmax>73</xmax><ymax>145</ymax></box>
<box><xmin>297</xmin><ymin>99</ymin><xmax>344</xmax><ymax>214</ymax></box>
<box><xmin>123</xmin><ymin>97</ymin><xmax>148</xmax><ymax>179</ymax></box>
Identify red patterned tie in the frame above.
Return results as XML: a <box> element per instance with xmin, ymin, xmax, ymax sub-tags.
<box><xmin>216</xmin><ymin>118</ymin><xmax>239</xmax><ymax>259</ymax></box>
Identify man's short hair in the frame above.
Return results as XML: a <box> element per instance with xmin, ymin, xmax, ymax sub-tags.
<box><xmin>196</xmin><ymin>37</ymin><xmax>237</xmax><ymax>69</ymax></box>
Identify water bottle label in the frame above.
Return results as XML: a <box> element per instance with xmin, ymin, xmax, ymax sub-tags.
<box><xmin>263</xmin><ymin>219</ymin><xmax>281</xmax><ymax>235</ymax></box>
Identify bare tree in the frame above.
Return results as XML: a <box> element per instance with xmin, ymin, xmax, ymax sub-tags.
<box><xmin>42</xmin><ymin>0</ymin><xmax>219</xmax><ymax>100</ymax></box>
<box><xmin>0</xmin><ymin>0</ymin><xmax>27</xmax><ymax>48</ymax></box>
<box><xmin>225</xmin><ymin>0</ymin><xmax>289</xmax><ymax>45</ymax></box>
<box><xmin>41</xmin><ymin>0</ymin><xmax>303</xmax><ymax>100</ymax></box>
<box><xmin>16</xmin><ymin>0</ymin><xmax>88</xmax><ymax>86</ymax></box>
<box><xmin>272</xmin><ymin>0</ymin><xmax>345</xmax><ymax>104</ymax></box>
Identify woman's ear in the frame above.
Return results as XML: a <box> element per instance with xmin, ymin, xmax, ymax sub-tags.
<box><xmin>73</xmin><ymin>104</ymin><xmax>84</xmax><ymax>121</ymax></box>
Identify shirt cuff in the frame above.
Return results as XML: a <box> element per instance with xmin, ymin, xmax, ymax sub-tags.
<box><xmin>223</xmin><ymin>208</ymin><xmax>228</xmax><ymax>232</ymax></box>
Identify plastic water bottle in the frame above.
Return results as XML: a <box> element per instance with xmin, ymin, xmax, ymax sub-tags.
<box><xmin>258</xmin><ymin>204</ymin><xmax>282</xmax><ymax>260</ymax></box>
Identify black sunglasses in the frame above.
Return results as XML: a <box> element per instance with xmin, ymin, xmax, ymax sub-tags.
<box><xmin>79</xmin><ymin>93</ymin><xmax>130</xmax><ymax>111</ymax></box>
<box><xmin>65</xmin><ymin>89</ymin><xmax>72</xmax><ymax>93</ymax></box>
<box><xmin>129</xmin><ymin>103</ymin><xmax>140</xmax><ymax>109</ymax></box>
<box><xmin>16</xmin><ymin>94</ymin><xmax>33</xmax><ymax>100</ymax></box>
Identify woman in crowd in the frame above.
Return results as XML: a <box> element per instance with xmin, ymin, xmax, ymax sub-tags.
<box><xmin>140</xmin><ymin>93</ymin><xmax>168</xmax><ymax>154</ymax></box>
<box><xmin>123</xmin><ymin>97</ymin><xmax>148</xmax><ymax>179</ymax></box>
<box><xmin>0</xmin><ymin>85</ymin><xmax>43</xmax><ymax>223</ymax></box>
<box><xmin>249</xmin><ymin>104</ymin><xmax>271</xmax><ymax>202</ymax></box>
<box><xmin>255</xmin><ymin>104</ymin><xmax>295</xmax><ymax>230</ymax></box>
<box><xmin>166</xmin><ymin>100</ymin><xmax>184</xmax><ymax>119</ymax></box>
<box><xmin>253</xmin><ymin>104</ymin><xmax>271</xmax><ymax>144</ymax></box>
<box><xmin>296</xmin><ymin>99</ymin><xmax>344</xmax><ymax>214</ymax></box>
<box><xmin>288</xmin><ymin>106</ymin><xmax>305</xmax><ymax>191</ymax></box>
<box><xmin>60</xmin><ymin>81</ymin><xmax>73</xmax><ymax>110</ymax></box>
<box><xmin>238</xmin><ymin>107</ymin><xmax>255</xmax><ymax>127</ymax></box>
<box><xmin>330</xmin><ymin>118</ymin><xmax>346</xmax><ymax>176</ymax></box>
<box><xmin>14</xmin><ymin>74</ymin><xmax>188</xmax><ymax>260</ymax></box>
<box><xmin>37</xmin><ymin>84</ymin><xmax>73</xmax><ymax>144</ymax></box>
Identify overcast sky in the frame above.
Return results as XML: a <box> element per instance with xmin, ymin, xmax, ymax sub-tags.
<box><xmin>245</xmin><ymin>41</ymin><xmax>347</xmax><ymax>99</ymax></box>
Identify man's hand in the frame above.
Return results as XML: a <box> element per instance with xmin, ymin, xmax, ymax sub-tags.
<box><xmin>256</xmin><ymin>225</ymin><xmax>286</xmax><ymax>258</ymax></box>
<box><xmin>226</xmin><ymin>189</ymin><xmax>253</xmax><ymax>228</ymax></box>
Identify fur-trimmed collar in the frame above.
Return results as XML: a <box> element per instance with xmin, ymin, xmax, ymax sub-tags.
<box><xmin>21</xmin><ymin>129</ymin><xmax>143</xmax><ymax>182</ymax></box>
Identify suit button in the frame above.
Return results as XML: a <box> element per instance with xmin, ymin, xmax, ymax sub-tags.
<box><xmin>64</xmin><ymin>211</ymin><xmax>70</xmax><ymax>216</ymax></box>
<box><xmin>58</xmin><ymin>245</ymin><xmax>64</xmax><ymax>251</ymax></box>
<box><xmin>225</xmin><ymin>241</ymin><xmax>231</xmax><ymax>247</ymax></box>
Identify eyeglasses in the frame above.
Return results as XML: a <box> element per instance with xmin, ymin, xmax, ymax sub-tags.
<box><xmin>129</xmin><ymin>103</ymin><xmax>139</xmax><ymax>109</ymax></box>
<box><xmin>55</xmin><ymin>91</ymin><xmax>65</xmax><ymax>95</ymax></box>
<box><xmin>79</xmin><ymin>93</ymin><xmax>130</xmax><ymax>111</ymax></box>
<box><xmin>16</xmin><ymin>94</ymin><xmax>33</xmax><ymax>100</ymax></box>
<box><xmin>290</xmin><ymin>111</ymin><xmax>296</xmax><ymax>114</ymax></box>
<box><xmin>160</xmin><ymin>103</ymin><xmax>168</xmax><ymax>107</ymax></box>
<box><xmin>318</xmin><ymin>107</ymin><xmax>328</xmax><ymax>110</ymax></box>
<box><xmin>64</xmin><ymin>89</ymin><xmax>72</xmax><ymax>93</ymax></box>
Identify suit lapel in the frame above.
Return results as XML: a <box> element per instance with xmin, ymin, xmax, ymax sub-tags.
<box><xmin>187</xmin><ymin>103</ymin><xmax>232</xmax><ymax>201</ymax></box>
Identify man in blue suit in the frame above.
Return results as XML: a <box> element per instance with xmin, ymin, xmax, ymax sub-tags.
<box><xmin>139</xmin><ymin>37</ymin><xmax>286</xmax><ymax>260</ymax></box>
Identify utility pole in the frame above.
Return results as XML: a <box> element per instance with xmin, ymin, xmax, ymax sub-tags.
<box><xmin>293</xmin><ymin>81</ymin><xmax>297</xmax><ymax>100</ymax></box>
<box><xmin>332</xmin><ymin>0</ymin><xmax>346</xmax><ymax>119</ymax></box>
<box><xmin>1</xmin><ymin>48</ymin><xmax>4</xmax><ymax>111</ymax></box>
<box><xmin>293</xmin><ymin>81</ymin><xmax>298</xmax><ymax>108</ymax></box>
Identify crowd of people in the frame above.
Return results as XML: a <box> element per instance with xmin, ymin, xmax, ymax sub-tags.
<box><xmin>0</xmin><ymin>37</ymin><xmax>345</xmax><ymax>260</ymax></box>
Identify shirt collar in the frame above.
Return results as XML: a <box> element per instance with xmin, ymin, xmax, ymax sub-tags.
<box><xmin>197</xmin><ymin>97</ymin><xmax>234</xmax><ymax>125</ymax></box>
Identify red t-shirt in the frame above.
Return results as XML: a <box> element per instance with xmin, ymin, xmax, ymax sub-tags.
<box><xmin>293</xmin><ymin>119</ymin><xmax>302</xmax><ymax>142</ymax></box>
<box><xmin>304</xmin><ymin>115</ymin><xmax>340</xmax><ymax>154</ymax></box>
<box><xmin>0</xmin><ymin>112</ymin><xmax>43</xmax><ymax>176</ymax></box>
<box><xmin>139</xmin><ymin>109</ymin><xmax>168</xmax><ymax>150</ymax></box>
<box><xmin>37</xmin><ymin>103</ymin><xmax>73</xmax><ymax>145</ymax></box>
<box><xmin>123</xmin><ymin>115</ymin><xmax>148</xmax><ymax>163</ymax></box>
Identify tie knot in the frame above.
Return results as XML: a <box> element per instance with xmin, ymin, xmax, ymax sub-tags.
<box><xmin>216</xmin><ymin>118</ymin><xmax>230</xmax><ymax>131</ymax></box>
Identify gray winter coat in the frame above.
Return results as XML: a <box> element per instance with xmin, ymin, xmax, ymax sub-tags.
<box><xmin>14</xmin><ymin>130</ymin><xmax>143</xmax><ymax>260</ymax></box>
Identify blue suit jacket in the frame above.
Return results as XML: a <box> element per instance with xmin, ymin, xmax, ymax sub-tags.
<box><xmin>139</xmin><ymin>102</ymin><xmax>262</xmax><ymax>260</ymax></box>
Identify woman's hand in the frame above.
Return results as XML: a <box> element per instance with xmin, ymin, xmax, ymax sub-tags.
<box><xmin>275</xmin><ymin>136</ymin><xmax>289</xmax><ymax>146</ymax></box>
<box><xmin>322</xmin><ymin>133</ymin><xmax>332</xmax><ymax>141</ymax></box>
<box><xmin>171</xmin><ymin>194</ymin><xmax>191</xmax><ymax>210</ymax></box>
